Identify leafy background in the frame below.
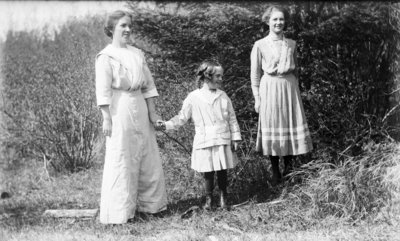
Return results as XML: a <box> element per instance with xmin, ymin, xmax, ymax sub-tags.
<box><xmin>1</xmin><ymin>2</ymin><xmax>400</xmax><ymax>233</ymax></box>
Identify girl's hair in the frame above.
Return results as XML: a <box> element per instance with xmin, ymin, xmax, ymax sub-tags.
<box><xmin>261</xmin><ymin>5</ymin><xmax>290</xmax><ymax>31</ymax></box>
<box><xmin>195</xmin><ymin>60</ymin><xmax>223</xmax><ymax>89</ymax></box>
<box><xmin>104</xmin><ymin>10</ymin><xmax>133</xmax><ymax>38</ymax></box>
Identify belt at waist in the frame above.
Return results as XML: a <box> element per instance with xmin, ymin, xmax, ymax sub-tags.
<box><xmin>195</xmin><ymin>124</ymin><xmax>229</xmax><ymax>135</ymax></box>
<box><xmin>264</xmin><ymin>71</ymin><xmax>294</xmax><ymax>77</ymax></box>
<box><xmin>112</xmin><ymin>89</ymin><xmax>141</xmax><ymax>97</ymax></box>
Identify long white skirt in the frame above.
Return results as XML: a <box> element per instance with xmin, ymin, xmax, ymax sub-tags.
<box><xmin>99</xmin><ymin>90</ymin><xmax>167</xmax><ymax>224</ymax></box>
<box><xmin>256</xmin><ymin>73</ymin><xmax>313</xmax><ymax>156</ymax></box>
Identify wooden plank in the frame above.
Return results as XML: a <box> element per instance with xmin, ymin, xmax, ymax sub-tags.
<box><xmin>43</xmin><ymin>209</ymin><xmax>99</xmax><ymax>218</ymax></box>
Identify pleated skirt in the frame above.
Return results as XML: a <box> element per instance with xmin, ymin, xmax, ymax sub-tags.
<box><xmin>256</xmin><ymin>73</ymin><xmax>313</xmax><ymax>156</ymax></box>
<box><xmin>191</xmin><ymin>144</ymin><xmax>238</xmax><ymax>172</ymax></box>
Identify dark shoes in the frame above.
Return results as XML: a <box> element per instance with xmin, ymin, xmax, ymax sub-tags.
<box><xmin>203</xmin><ymin>192</ymin><xmax>230</xmax><ymax>210</ymax></box>
<box><xmin>270</xmin><ymin>172</ymin><xmax>282</xmax><ymax>186</ymax></box>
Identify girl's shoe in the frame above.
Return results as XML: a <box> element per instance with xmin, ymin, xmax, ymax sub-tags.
<box><xmin>203</xmin><ymin>195</ymin><xmax>213</xmax><ymax>210</ymax></box>
<box><xmin>219</xmin><ymin>191</ymin><xmax>229</xmax><ymax>210</ymax></box>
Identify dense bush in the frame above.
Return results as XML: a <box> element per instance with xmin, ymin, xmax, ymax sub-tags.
<box><xmin>128</xmin><ymin>2</ymin><xmax>397</xmax><ymax>163</ymax></box>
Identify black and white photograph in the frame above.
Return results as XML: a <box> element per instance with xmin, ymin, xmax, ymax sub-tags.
<box><xmin>1</xmin><ymin>1</ymin><xmax>400</xmax><ymax>240</ymax></box>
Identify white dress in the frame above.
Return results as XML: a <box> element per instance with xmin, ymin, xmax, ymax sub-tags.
<box><xmin>165</xmin><ymin>88</ymin><xmax>242</xmax><ymax>172</ymax></box>
<box><xmin>95</xmin><ymin>44</ymin><xmax>167</xmax><ymax>224</ymax></box>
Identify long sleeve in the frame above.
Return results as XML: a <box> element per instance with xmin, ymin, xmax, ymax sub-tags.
<box><xmin>250</xmin><ymin>42</ymin><xmax>262</xmax><ymax>98</ymax></box>
<box><xmin>165</xmin><ymin>96</ymin><xmax>192</xmax><ymax>130</ymax></box>
<box><xmin>227</xmin><ymin>98</ymin><xmax>242</xmax><ymax>141</ymax></box>
<box><xmin>293</xmin><ymin>44</ymin><xmax>299</xmax><ymax>79</ymax></box>
<box><xmin>95</xmin><ymin>55</ymin><xmax>113</xmax><ymax>106</ymax></box>
<box><xmin>141</xmin><ymin>57</ymin><xmax>159</xmax><ymax>99</ymax></box>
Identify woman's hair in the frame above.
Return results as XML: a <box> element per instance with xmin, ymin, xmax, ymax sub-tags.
<box><xmin>195</xmin><ymin>60</ymin><xmax>223</xmax><ymax>89</ymax></box>
<box><xmin>104</xmin><ymin>10</ymin><xmax>133</xmax><ymax>38</ymax></box>
<box><xmin>261</xmin><ymin>5</ymin><xmax>290</xmax><ymax>31</ymax></box>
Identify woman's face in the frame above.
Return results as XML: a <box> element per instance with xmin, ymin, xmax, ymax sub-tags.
<box><xmin>268</xmin><ymin>10</ymin><xmax>285</xmax><ymax>34</ymax></box>
<box><xmin>112</xmin><ymin>16</ymin><xmax>132</xmax><ymax>45</ymax></box>
<box><xmin>207</xmin><ymin>67</ymin><xmax>223</xmax><ymax>90</ymax></box>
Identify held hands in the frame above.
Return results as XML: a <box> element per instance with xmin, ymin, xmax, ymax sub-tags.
<box><xmin>149</xmin><ymin>112</ymin><xmax>164</xmax><ymax>131</ymax></box>
<box><xmin>155</xmin><ymin>120</ymin><xmax>166</xmax><ymax>131</ymax></box>
<box><xmin>254</xmin><ymin>96</ymin><xmax>261</xmax><ymax>113</ymax></box>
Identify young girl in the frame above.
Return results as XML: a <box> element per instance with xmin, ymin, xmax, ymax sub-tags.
<box><xmin>158</xmin><ymin>60</ymin><xmax>241</xmax><ymax>210</ymax></box>
<box><xmin>250</xmin><ymin>5</ymin><xmax>313</xmax><ymax>185</ymax></box>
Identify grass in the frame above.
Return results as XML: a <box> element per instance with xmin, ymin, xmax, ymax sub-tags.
<box><xmin>1</xmin><ymin>141</ymin><xmax>400</xmax><ymax>240</ymax></box>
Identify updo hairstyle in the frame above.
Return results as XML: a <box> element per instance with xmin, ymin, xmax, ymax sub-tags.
<box><xmin>104</xmin><ymin>10</ymin><xmax>133</xmax><ymax>39</ymax></box>
<box><xmin>195</xmin><ymin>60</ymin><xmax>223</xmax><ymax>89</ymax></box>
<box><xmin>261</xmin><ymin>5</ymin><xmax>290</xmax><ymax>31</ymax></box>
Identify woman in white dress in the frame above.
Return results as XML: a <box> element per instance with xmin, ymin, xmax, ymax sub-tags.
<box><xmin>95</xmin><ymin>10</ymin><xmax>167</xmax><ymax>224</ymax></box>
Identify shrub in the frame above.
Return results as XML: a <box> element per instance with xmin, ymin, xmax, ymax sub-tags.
<box><xmin>1</xmin><ymin>16</ymin><xmax>107</xmax><ymax>172</ymax></box>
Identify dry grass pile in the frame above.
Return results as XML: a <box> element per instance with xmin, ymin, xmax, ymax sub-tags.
<box><xmin>285</xmin><ymin>142</ymin><xmax>400</xmax><ymax>222</ymax></box>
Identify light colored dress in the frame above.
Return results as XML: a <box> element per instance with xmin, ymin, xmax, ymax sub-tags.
<box><xmin>165</xmin><ymin>88</ymin><xmax>242</xmax><ymax>172</ymax></box>
<box><xmin>250</xmin><ymin>36</ymin><xmax>313</xmax><ymax>156</ymax></box>
<box><xmin>95</xmin><ymin>44</ymin><xmax>167</xmax><ymax>224</ymax></box>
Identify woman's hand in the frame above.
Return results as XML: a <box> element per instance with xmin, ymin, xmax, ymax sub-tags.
<box><xmin>254</xmin><ymin>96</ymin><xmax>261</xmax><ymax>113</ymax></box>
<box><xmin>149</xmin><ymin>112</ymin><xmax>161</xmax><ymax>125</ymax></box>
<box><xmin>102</xmin><ymin>119</ymin><xmax>112</xmax><ymax>137</ymax></box>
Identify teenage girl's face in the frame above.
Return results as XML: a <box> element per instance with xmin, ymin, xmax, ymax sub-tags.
<box><xmin>207</xmin><ymin>67</ymin><xmax>223</xmax><ymax>90</ymax></box>
<box><xmin>113</xmin><ymin>16</ymin><xmax>132</xmax><ymax>45</ymax></box>
<box><xmin>268</xmin><ymin>10</ymin><xmax>285</xmax><ymax>34</ymax></box>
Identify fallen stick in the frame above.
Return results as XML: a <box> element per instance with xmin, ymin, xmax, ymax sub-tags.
<box><xmin>43</xmin><ymin>209</ymin><xmax>99</xmax><ymax>218</ymax></box>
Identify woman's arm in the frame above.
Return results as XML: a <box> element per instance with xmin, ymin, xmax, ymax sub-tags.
<box><xmin>99</xmin><ymin>105</ymin><xmax>112</xmax><ymax>136</ymax></box>
<box><xmin>145</xmin><ymin>97</ymin><xmax>162</xmax><ymax>126</ymax></box>
<box><xmin>95</xmin><ymin>54</ymin><xmax>113</xmax><ymax>136</ymax></box>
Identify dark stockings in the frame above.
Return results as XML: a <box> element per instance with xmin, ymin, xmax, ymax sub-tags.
<box><xmin>270</xmin><ymin>155</ymin><xmax>294</xmax><ymax>185</ymax></box>
<box><xmin>203</xmin><ymin>170</ymin><xmax>227</xmax><ymax>194</ymax></box>
<box><xmin>283</xmin><ymin>155</ymin><xmax>293</xmax><ymax>177</ymax></box>
<box><xmin>203</xmin><ymin>170</ymin><xmax>228</xmax><ymax>209</ymax></box>
<box><xmin>269</xmin><ymin>156</ymin><xmax>282</xmax><ymax>185</ymax></box>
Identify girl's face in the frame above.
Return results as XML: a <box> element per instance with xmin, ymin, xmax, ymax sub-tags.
<box><xmin>112</xmin><ymin>16</ymin><xmax>132</xmax><ymax>45</ymax></box>
<box><xmin>206</xmin><ymin>66</ymin><xmax>223</xmax><ymax>90</ymax></box>
<box><xmin>268</xmin><ymin>10</ymin><xmax>285</xmax><ymax>34</ymax></box>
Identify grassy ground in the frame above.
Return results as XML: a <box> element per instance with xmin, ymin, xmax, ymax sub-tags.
<box><xmin>1</xmin><ymin>145</ymin><xmax>400</xmax><ymax>241</ymax></box>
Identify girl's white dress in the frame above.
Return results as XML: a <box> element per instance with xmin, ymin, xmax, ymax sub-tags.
<box><xmin>165</xmin><ymin>88</ymin><xmax>242</xmax><ymax>172</ymax></box>
<box><xmin>251</xmin><ymin>36</ymin><xmax>313</xmax><ymax>156</ymax></box>
<box><xmin>95</xmin><ymin>44</ymin><xmax>167</xmax><ymax>224</ymax></box>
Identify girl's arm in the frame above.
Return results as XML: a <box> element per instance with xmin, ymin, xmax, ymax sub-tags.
<box><xmin>227</xmin><ymin>97</ymin><xmax>242</xmax><ymax>140</ymax></box>
<box><xmin>164</xmin><ymin>95</ymin><xmax>192</xmax><ymax>130</ymax></box>
<box><xmin>250</xmin><ymin>42</ymin><xmax>262</xmax><ymax>113</ymax></box>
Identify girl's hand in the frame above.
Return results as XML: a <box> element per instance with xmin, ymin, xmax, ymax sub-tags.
<box><xmin>232</xmin><ymin>141</ymin><xmax>239</xmax><ymax>151</ymax></box>
<box><xmin>102</xmin><ymin>119</ymin><xmax>112</xmax><ymax>137</ymax></box>
<box><xmin>254</xmin><ymin>96</ymin><xmax>260</xmax><ymax>113</ymax></box>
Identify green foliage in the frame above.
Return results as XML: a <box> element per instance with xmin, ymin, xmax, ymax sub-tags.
<box><xmin>1</xmin><ymin>16</ymin><xmax>108</xmax><ymax>172</ymax></box>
